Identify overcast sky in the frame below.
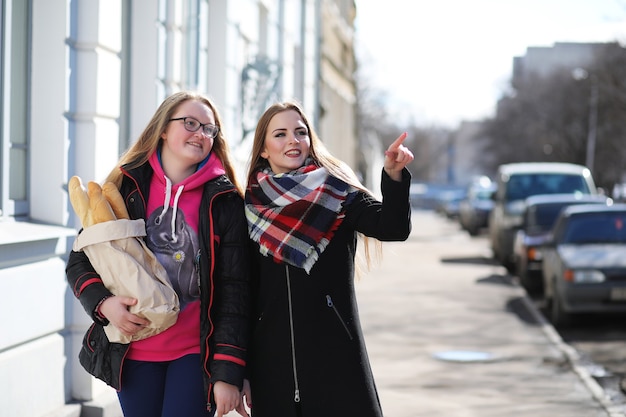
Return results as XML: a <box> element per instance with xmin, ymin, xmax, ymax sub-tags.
<box><xmin>354</xmin><ymin>0</ymin><xmax>626</xmax><ymax>127</ymax></box>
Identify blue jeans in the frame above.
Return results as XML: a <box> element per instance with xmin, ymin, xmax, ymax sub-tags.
<box><xmin>118</xmin><ymin>354</ymin><xmax>214</xmax><ymax>417</ymax></box>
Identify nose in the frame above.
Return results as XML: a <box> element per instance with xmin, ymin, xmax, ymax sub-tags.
<box><xmin>290</xmin><ymin>134</ymin><xmax>300</xmax><ymax>143</ymax></box>
<box><xmin>194</xmin><ymin>129</ymin><xmax>209</xmax><ymax>139</ymax></box>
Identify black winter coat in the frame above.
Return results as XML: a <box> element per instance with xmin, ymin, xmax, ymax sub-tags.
<box><xmin>65</xmin><ymin>162</ymin><xmax>250</xmax><ymax>409</ymax></box>
<box><xmin>247</xmin><ymin>169</ymin><xmax>412</xmax><ymax>417</ymax></box>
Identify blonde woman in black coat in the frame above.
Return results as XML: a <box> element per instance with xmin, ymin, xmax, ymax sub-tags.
<box><xmin>242</xmin><ymin>101</ymin><xmax>413</xmax><ymax>416</ymax></box>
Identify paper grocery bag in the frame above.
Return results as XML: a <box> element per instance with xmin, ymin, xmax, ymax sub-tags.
<box><xmin>74</xmin><ymin>219</ymin><xmax>180</xmax><ymax>343</ymax></box>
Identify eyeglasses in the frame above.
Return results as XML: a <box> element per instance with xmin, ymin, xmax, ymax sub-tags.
<box><xmin>169</xmin><ymin>117</ymin><xmax>219</xmax><ymax>139</ymax></box>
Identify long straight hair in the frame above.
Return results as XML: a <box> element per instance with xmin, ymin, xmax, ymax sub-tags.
<box><xmin>246</xmin><ymin>100</ymin><xmax>382</xmax><ymax>272</ymax></box>
<box><xmin>247</xmin><ymin>101</ymin><xmax>366</xmax><ymax>193</ymax></box>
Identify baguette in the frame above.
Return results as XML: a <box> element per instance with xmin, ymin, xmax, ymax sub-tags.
<box><xmin>87</xmin><ymin>181</ymin><xmax>116</xmax><ymax>223</ymax></box>
<box><xmin>102</xmin><ymin>182</ymin><xmax>130</xmax><ymax>220</ymax></box>
<box><xmin>68</xmin><ymin>176</ymin><xmax>92</xmax><ymax>227</ymax></box>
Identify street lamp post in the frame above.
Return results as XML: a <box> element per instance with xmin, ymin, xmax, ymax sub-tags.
<box><xmin>572</xmin><ymin>68</ymin><xmax>598</xmax><ymax>173</ymax></box>
<box><xmin>585</xmin><ymin>74</ymin><xmax>598</xmax><ymax>173</ymax></box>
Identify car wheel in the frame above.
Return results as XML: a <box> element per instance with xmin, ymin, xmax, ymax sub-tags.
<box><xmin>550</xmin><ymin>286</ymin><xmax>572</xmax><ymax>328</ymax></box>
<box><xmin>494</xmin><ymin>243</ymin><xmax>514</xmax><ymax>272</ymax></box>
<box><xmin>518</xmin><ymin>266</ymin><xmax>542</xmax><ymax>296</ymax></box>
<box><xmin>503</xmin><ymin>259</ymin><xmax>515</xmax><ymax>274</ymax></box>
<box><xmin>517</xmin><ymin>265</ymin><xmax>530</xmax><ymax>291</ymax></box>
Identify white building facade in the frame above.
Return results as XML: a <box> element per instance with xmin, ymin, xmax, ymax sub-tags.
<box><xmin>0</xmin><ymin>0</ymin><xmax>358</xmax><ymax>415</ymax></box>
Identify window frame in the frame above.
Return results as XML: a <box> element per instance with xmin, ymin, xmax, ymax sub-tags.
<box><xmin>0</xmin><ymin>0</ymin><xmax>30</xmax><ymax>220</ymax></box>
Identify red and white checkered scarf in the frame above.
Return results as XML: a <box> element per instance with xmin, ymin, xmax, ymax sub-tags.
<box><xmin>245</xmin><ymin>164</ymin><xmax>356</xmax><ymax>273</ymax></box>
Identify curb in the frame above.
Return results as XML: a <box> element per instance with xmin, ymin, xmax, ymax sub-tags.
<box><xmin>520</xmin><ymin>295</ymin><xmax>625</xmax><ymax>417</ymax></box>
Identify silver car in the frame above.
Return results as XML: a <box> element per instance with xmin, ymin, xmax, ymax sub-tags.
<box><xmin>489</xmin><ymin>162</ymin><xmax>597</xmax><ymax>272</ymax></box>
<box><xmin>541</xmin><ymin>204</ymin><xmax>626</xmax><ymax>327</ymax></box>
<box><xmin>459</xmin><ymin>177</ymin><xmax>496</xmax><ymax>236</ymax></box>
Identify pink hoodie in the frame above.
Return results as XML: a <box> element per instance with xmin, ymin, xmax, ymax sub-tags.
<box><xmin>127</xmin><ymin>152</ymin><xmax>226</xmax><ymax>361</ymax></box>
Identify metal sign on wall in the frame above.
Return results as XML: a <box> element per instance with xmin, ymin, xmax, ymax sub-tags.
<box><xmin>240</xmin><ymin>55</ymin><xmax>281</xmax><ymax>141</ymax></box>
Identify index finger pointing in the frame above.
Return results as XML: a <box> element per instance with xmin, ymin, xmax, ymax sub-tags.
<box><xmin>388</xmin><ymin>132</ymin><xmax>408</xmax><ymax>150</ymax></box>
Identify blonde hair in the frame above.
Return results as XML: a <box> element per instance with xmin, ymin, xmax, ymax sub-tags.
<box><xmin>247</xmin><ymin>100</ymin><xmax>382</xmax><ymax>271</ymax></box>
<box><xmin>106</xmin><ymin>91</ymin><xmax>243</xmax><ymax>195</ymax></box>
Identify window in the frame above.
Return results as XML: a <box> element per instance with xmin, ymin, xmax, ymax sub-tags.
<box><xmin>156</xmin><ymin>0</ymin><xmax>208</xmax><ymax>95</ymax></box>
<box><xmin>505</xmin><ymin>173</ymin><xmax>590</xmax><ymax>202</ymax></box>
<box><xmin>564</xmin><ymin>213</ymin><xmax>626</xmax><ymax>244</ymax></box>
<box><xmin>0</xmin><ymin>0</ymin><xmax>30</xmax><ymax>220</ymax></box>
<box><xmin>185</xmin><ymin>0</ymin><xmax>209</xmax><ymax>91</ymax></box>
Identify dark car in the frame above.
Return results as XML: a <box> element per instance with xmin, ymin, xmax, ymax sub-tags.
<box><xmin>512</xmin><ymin>194</ymin><xmax>611</xmax><ymax>294</ymax></box>
<box><xmin>541</xmin><ymin>204</ymin><xmax>626</xmax><ymax>327</ymax></box>
<box><xmin>434</xmin><ymin>188</ymin><xmax>467</xmax><ymax>219</ymax></box>
<box><xmin>411</xmin><ymin>183</ymin><xmax>465</xmax><ymax>211</ymax></box>
<box><xmin>459</xmin><ymin>178</ymin><xmax>496</xmax><ymax>236</ymax></box>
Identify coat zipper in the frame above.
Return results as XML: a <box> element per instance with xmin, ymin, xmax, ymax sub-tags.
<box><xmin>285</xmin><ymin>265</ymin><xmax>301</xmax><ymax>403</ymax></box>
<box><xmin>326</xmin><ymin>295</ymin><xmax>353</xmax><ymax>340</ymax></box>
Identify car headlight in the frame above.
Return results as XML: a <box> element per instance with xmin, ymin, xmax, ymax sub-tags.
<box><xmin>564</xmin><ymin>269</ymin><xmax>605</xmax><ymax>283</ymax></box>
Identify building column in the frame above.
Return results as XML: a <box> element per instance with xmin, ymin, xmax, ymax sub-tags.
<box><xmin>64</xmin><ymin>0</ymin><xmax>123</xmax><ymax>403</ymax></box>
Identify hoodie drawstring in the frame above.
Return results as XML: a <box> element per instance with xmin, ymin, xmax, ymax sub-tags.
<box><xmin>170</xmin><ymin>185</ymin><xmax>184</xmax><ymax>243</ymax></box>
<box><xmin>155</xmin><ymin>175</ymin><xmax>185</xmax><ymax>243</ymax></box>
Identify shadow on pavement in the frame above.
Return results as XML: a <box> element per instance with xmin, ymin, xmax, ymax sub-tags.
<box><xmin>476</xmin><ymin>273</ymin><xmax>516</xmax><ymax>286</ymax></box>
<box><xmin>475</xmin><ymin>273</ymin><xmax>540</xmax><ymax>325</ymax></box>
<box><xmin>440</xmin><ymin>255</ymin><xmax>500</xmax><ymax>266</ymax></box>
<box><xmin>506</xmin><ymin>296</ymin><xmax>541</xmax><ymax>325</ymax></box>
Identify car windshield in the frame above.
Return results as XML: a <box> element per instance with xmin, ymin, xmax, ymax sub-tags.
<box><xmin>528</xmin><ymin>201</ymin><xmax>602</xmax><ymax>232</ymax></box>
<box><xmin>505</xmin><ymin>173</ymin><xmax>589</xmax><ymax>201</ymax></box>
<box><xmin>528</xmin><ymin>204</ymin><xmax>571</xmax><ymax>232</ymax></box>
<box><xmin>474</xmin><ymin>189</ymin><xmax>494</xmax><ymax>200</ymax></box>
<box><xmin>562</xmin><ymin>213</ymin><xmax>626</xmax><ymax>244</ymax></box>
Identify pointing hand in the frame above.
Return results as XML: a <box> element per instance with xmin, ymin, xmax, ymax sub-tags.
<box><xmin>384</xmin><ymin>132</ymin><xmax>414</xmax><ymax>181</ymax></box>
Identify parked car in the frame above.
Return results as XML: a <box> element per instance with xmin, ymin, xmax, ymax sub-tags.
<box><xmin>488</xmin><ymin>162</ymin><xmax>598</xmax><ymax>272</ymax></box>
<box><xmin>541</xmin><ymin>204</ymin><xmax>626</xmax><ymax>327</ymax></box>
<box><xmin>410</xmin><ymin>183</ymin><xmax>465</xmax><ymax>211</ymax></box>
<box><xmin>436</xmin><ymin>188</ymin><xmax>467</xmax><ymax>219</ymax></box>
<box><xmin>459</xmin><ymin>177</ymin><xmax>496</xmax><ymax>236</ymax></box>
<box><xmin>512</xmin><ymin>194</ymin><xmax>611</xmax><ymax>294</ymax></box>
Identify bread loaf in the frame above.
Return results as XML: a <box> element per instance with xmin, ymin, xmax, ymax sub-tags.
<box><xmin>87</xmin><ymin>181</ymin><xmax>116</xmax><ymax>223</ymax></box>
<box><xmin>102</xmin><ymin>182</ymin><xmax>130</xmax><ymax>220</ymax></box>
<box><xmin>68</xmin><ymin>176</ymin><xmax>92</xmax><ymax>227</ymax></box>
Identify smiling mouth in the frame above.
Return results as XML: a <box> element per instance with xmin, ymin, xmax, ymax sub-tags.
<box><xmin>285</xmin><ymin>150</ymin><xmax>300</xmax><ymax>156</ymax></box>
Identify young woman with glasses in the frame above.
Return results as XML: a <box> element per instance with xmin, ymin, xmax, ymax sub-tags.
<box><xmin>66</xmin><ymin>91</ymin><xmax>251</xmax><ymax>417</ymax></box>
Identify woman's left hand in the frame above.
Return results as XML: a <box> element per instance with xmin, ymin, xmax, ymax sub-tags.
<box><xmin>214</xmin><ymin>381</ymin><xmax>247</xmax><ymax>417</ymax></box>
<box><xmin>383</xmin><ymin>132</ymin><xmax>414</xmax><ymax>181</ymax></box>
<box><xmin>238</xmin><ymin>379</ymin><xmax>252</xmax><ymax>416</ymax></box>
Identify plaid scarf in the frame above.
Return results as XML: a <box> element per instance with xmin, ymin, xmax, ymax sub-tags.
<box><xmin>245</xmin><ymin>164</ymin><xmax>355</xmax><ymax>273</ymax></box>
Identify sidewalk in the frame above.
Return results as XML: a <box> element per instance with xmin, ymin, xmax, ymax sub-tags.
<box><xmin>88</xmin><ymin>210</ymin><xmax>621</xmax><ymax>417</ymax></box>
<box><xmin>354</xmin><ymin>210</ymin><xmax>622</xmax><ymax>417</ymax></box>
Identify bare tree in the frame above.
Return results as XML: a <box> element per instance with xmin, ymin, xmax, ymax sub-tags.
<box><xmin>354</xmin><ymin>65</ymin><xmax>450</xmax><ymax>184</ymax></box>
<box><xmin>478</xmin><ymin>43</ymin><xmax>626</xmax><ymax>190</ymax></box>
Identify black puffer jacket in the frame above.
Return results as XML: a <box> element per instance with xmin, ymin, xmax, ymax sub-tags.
<box><xmin>65</xmin><ymin>162</ymin><xmax>250</xmax><ymax>408</ymax></box>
